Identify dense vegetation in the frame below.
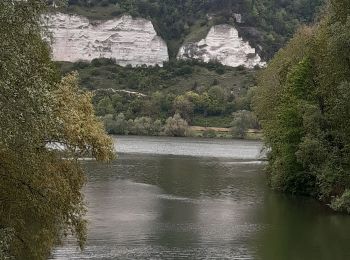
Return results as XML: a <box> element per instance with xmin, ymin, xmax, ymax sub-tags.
<box><xmin>60</xmin><ymin>0</ymin><xmax>324</xmax><ymax>59</ymax></box>
<box><xmin>52</xmin><ymin>0</ymin><xmax>325</xmax><ymax>138</ymax></box>
<box><xmin>58</xmin><ymin>59</ymin><xmax>259</xmax><ymax>137</ymax></box>
<box><xmin>0</xmin><ymin>1</ymin><xmax>114</xmax><ymax>259</ymax></box>
<box><xmin>253</xmin><ymin>0</ymin><xmax>350</xmax><ymax>213</ymax></box>
<box><xmin>59</xmin><ymin>59</ymin><xmax>255</xmax><ymax>94</ymax></box>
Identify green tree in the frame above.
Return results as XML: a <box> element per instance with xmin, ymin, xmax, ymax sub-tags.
<box><xmin>208</xmin><ymin>85</ymin><xmax>227</xmax><ymax>103</ymax></box>
<box><xmin>96</xmin><ymin>97</ymin><xmax>115</xmax><ymax>116</ymax></box>
<box><xmin>0</xmin><ymin>1</ymin><xmax>114</xmax><ymax>259</ymax></box>
<box><xmin>132</xmin><ymin>117</ymin><xmax>153</xmax><ymax>135</ymax></box>
<box><xmin>164</xmin><ymin>114</ymin><xmax>189</xmax><ymax>137</ymax></box>
<box><xmin>253</xmin><ymin>0</ymin><xmax>350</xmax><ymax>212</ymax></box>
<box><xmin>172</xmin><ymin>95</ymin><xmax>194</xmax><ymax>122</ymax></box>
<box><xmin>231</xmin><ymin>110</ymin><xmax>259</xmax><ymax>139</ymax></box>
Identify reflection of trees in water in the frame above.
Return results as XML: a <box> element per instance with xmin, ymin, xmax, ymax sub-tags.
<box><xmin>136</xmin><ymin>156</ymin><xmax>262</xmax><ymax>199</ymax></box>
<box><xmin>256</xmin><ymin>192</ymin><xmax>350</xmax><ymax>260</ymax></box>
<box><xmin>153</xmin><ymin>198</ymin><xmax>200</xmax><ymax>248</ymax></box>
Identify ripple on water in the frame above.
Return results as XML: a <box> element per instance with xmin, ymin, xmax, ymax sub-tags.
<box><xmin>51</xmin><ymin>137</ymin><xmax>266</xmax><ymax>260</ymax></box>
<box><xmin>52</xmin><ymin>244</ymin><xmax>257</xmax><ymax>260</ymax></box>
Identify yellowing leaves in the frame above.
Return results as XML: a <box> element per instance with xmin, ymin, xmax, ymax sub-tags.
<box><xmin>52</xmin><ymin>72</ymin><xmax>115</xmax><ymax>162</ymax></box>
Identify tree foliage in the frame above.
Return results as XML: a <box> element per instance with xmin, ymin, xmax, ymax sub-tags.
<box><xmin>0</xmin><ymin>1</ymin><xmax>114</xmax><ymax>259</ymax></box>
<box><xmin>164</xmin><ymin>113</ymin><xmax>189</xmax><ymax>137</ymax></box>
<box><xmin>63</xmin><ymin>59</ymin><xmax>254</xmax><ymax>129</ymax></box>
<box><xmin>231</xmin><ymin>110</ymin><xmax>259</xmax><ymax>139</ymax></box>
<box><xmin>253</xmin><ymin>0</ymin><xmax>350</xmax><ymax>211</ymax></box>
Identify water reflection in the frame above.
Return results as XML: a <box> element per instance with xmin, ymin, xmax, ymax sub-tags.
<box><xmin>52</xmin><ymin>154</ymin><xmax>264</xmax><ymax>259</ymax></box>
<box><xmin>257</xmin><ymin>192</ymin><xmax>350</xmax><ymax>260</ymax></box>
<box><xmin>51</xmin><ymin>137</ymin><xmax>350</xmax><ymax>260</ymax></box>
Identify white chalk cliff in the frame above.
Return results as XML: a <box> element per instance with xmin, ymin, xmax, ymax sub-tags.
<box><xmin>178</xmin><ymin>24</ymin><xmax>265</xmax><ymax>68</ymax></box>
<box><xmin>45</xmin><ymin>13</ymin><xmax>265</xmax><ymax>68</ymax></box>
<box><xmin>44</xmin><ymin>13</ymin><xmax>169</xmax><ymax>66</ymax></box>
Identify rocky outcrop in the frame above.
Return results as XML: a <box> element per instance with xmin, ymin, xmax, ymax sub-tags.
<box><xmin>43</xmin><ymin>13</ymin><xmax>169</xmax><ymax>67</ymax></box>
<box><xmin>178</xmin><ymin>24</ymin><xmax>265</xmax><ymax>68</ymax></box>
<box><xmin>44</xmin><ymin>13</ymin><xmax>264</xmax><ymax>68</ymax></box>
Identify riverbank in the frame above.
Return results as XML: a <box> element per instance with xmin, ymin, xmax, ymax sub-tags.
<box><xmin>107</xmin><ymin>126</ymin><xmax>263</xmax><ymax>140</ymax></box>
<box><xmin>189</xmin><ymin>126</ymin><xmax>263</xmax><ymax>140</ymax></box>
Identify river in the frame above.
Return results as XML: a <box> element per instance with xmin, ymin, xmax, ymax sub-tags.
<box><xmin>51</xmin><ymin>136</ymin><xmax>350</xmax><ymax>260</ymax></box>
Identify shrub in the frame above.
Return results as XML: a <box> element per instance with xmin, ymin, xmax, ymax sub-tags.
<box><xmin>331</xmin><ymin>190</ymin><xmax>350</xmax><ymax>214</ymax></box>
<box><xmin>131</xmin><ymin>117</ymin><xmax>153</xmax><ymax>136</ymax></box>
<box><xmin>96</xmin><ymin>97</ymin><xmax>114</xmax><ymax>116</ymax></box>
<box><xmin>164</xmin><ymin>113</ymin><xmax>189</xmax><ymax>137</ymax></box>
<box><xmin>103</xmin><ymin>113</ymin><xmax>128</xmax><ymax>135</ymax></box>
<box><xmin>91</xmin><ymin>58</ymin><xmax>116</xmax><ymax>67</ymax></box>
<box><xmin>172</xmin><ymin>95</ymin><xmax>194</xmax><ymax>122</ymax></box>
<box><xmin>203</xmin><ymin>129</ymin><xmax>217</xmax><ymax>138</ymax></box>
<box><xmin>152</xmin><ymin>119</ymin><xmax>163</xmax><ymax>136</ymax></box>
<box><xmin>231</xmin><ymin>110</ymin><xmax>259</xmax><ymax>138</ymax></box>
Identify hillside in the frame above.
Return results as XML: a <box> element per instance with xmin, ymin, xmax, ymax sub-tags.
<box><xmin>58</xmin><ymin>59</ymin><xmax>258</xmax><ymax>137</ymax></box>
<box><xmin>59</xmin><ymin>59</ymin><xmax>255</xmax><ymax>94</ymax></box>
<box><xmin>59</xmin><ymin>0</ymin><xmax>324</xmax><ymax>59</ymax></box>
<box><xmin>50</xmin><ymin>0</ymin><xmax>324</xmax><ymax>138</ymax></box>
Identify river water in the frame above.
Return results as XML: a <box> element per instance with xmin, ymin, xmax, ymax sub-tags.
<box><xmin>51</xmin><ymin>136</ymin><xmax>350</xmax><ymax>260</ymax></box>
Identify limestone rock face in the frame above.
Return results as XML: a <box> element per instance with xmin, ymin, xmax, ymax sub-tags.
<box><xmin>44</xmin><ymin>13</ymin><xmax>169</xmax><ymax>66</ymax></box>
<box><xmin>178</xmin><ymin>24</ymin><xmax>265</xmax><ymax>68</ymax></box>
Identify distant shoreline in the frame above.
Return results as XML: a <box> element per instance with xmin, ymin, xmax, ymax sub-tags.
<box><xmin>108</xmin><ymin>127</ymin><xmax>263</xmax><ymax>140</ymax></box>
